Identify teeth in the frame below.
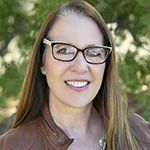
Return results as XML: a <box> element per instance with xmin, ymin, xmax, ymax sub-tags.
<box><xmin>66</xmin><ymin>81</ymin><xmax>88</xmax><ymax>88</ymax></box>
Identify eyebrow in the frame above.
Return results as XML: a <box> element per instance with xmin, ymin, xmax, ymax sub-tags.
<box><xmin>85</xmin><ymin>44</ymin><xmax>102</xmax><ymax>47</ymax></box>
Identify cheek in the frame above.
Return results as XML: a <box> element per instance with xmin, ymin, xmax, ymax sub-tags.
<box><xmin>44</xmin><ymin>57</ymin><xmax>67</xmax><ymax>85</ymax></box>
<box><xmin>93</xmin><ymin>64</ymin><xmax>105</xmax><ymax>91</ymax></box>
<box><xmin>94</xmin><ymin>64</ymin><xmax>105</xmax><ymax>79</ymax></box>
<box><xmin>44</xmin><ymin>62</ymin><xmax>59</xmax><ymax>81</ymax></box>
<box><xmin>43</xmin><ymin>53</ymin><xmax>57</xmax><ymax>85</ymax></box>
<box><xmin>44</xmin><ymin>51</ymin><xmax>58</xmax><ymax>75</ymax></box>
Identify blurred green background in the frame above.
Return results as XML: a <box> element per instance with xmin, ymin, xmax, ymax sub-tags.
<box><xmin>0</xmin><ymin>0</ymin><xmax>150</xmax><ymax>133</ymax></box>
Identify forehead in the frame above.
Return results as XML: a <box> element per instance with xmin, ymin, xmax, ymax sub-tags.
<box><xmin>48</xmin><ymin>13</ymin><xmax>103</xmax><ymax>48</ymax></box>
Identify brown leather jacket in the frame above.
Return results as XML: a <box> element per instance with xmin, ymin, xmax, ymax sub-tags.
<box><xmin>0</xmin><ymin>104</ymin><xmax>150</xmax><ymax>150</ymax></box>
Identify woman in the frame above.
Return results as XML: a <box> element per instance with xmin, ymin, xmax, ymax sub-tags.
<box><xmin>0</xmin><ymin>0</ymin><xmax>149</xmax><ymax>149</ymax></box>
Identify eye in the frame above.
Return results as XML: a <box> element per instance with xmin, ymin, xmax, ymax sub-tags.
<box><xmin>57</xmin><ymin>48</ymin><xmax>69</xmax><ymax>55</ymax></box>
<box><xmin>54</xmin><ymin>44</ymin><xmax>76</xmax><ymax>55</ymax></box>
<box><xmin>57</xmin><ymin>48</ymin><xmax>75</xmax><ymax>55</ymax></box>
<box><xmin>86</xmin><ymin>48</ymin><xmax>102</xmax><ymax>57</ymax></box>
<box><xmin>86</xmin><ymin>47</ymin><xmax>107</xmax><ymax>59</ymax></box>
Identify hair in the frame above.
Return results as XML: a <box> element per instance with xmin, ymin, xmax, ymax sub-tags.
<box><xmin>13</xmin><ymin>0</ymin><xmax>143</xmax><ymax>149</ymax></box>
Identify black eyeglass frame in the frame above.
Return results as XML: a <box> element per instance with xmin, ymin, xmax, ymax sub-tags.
<box><xmin>43</xmin><ymin>38</ymin><xmax>112</xmax><ymax>64</ymax></box>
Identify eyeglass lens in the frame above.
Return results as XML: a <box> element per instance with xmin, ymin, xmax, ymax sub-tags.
<box><xmin>52</xmin><ymin>43</ymin><xmax>110</xmax><ymax>64</ymax></box>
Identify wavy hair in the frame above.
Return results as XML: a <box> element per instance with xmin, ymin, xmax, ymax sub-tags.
<box><xmin>13</xmin><ymin>0</ymin><xmax>143</xmax><ymax>149</ymax></box>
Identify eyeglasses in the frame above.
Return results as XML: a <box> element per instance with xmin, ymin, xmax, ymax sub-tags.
<box><xmin>43</xmin><ymin>38</ymin><xmax>112</xmax><ymax>64</ymax></box>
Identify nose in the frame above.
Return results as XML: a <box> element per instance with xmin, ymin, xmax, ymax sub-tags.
<box><xmin>70</xmin><ymin>52</ymin><xmax>89</xmax><ymax>73</ymax></box>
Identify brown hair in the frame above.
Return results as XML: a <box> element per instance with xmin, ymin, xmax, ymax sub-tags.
<box><xmin>13</xmin><ymin>0</ymin><xmax>143</xmax><ymax>149</ymax></box>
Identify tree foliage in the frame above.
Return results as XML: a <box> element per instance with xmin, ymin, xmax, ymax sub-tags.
<box><xmin>0</xmin><ymin>0</ymin><xmax>150</xmax><ymax>120</ymax></box>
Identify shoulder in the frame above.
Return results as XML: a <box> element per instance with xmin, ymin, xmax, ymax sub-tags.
<box><xmin>128</xmin><ymin>113</ymin><xmax>150</xmax><ymax>148</ymax></box>
<box><xmin>0</xmin><ymin>117</ymin><xmax>41</xmax><ymax>150</ymax></box>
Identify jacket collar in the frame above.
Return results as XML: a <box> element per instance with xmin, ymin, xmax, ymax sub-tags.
<box><xmin>42</xmin><ymin>103</ymin><xmax>74</xmax><ymax>149</ymax></box>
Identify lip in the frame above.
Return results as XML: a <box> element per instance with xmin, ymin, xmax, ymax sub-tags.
<box><xmin>64</xmin><ymin>80</ymin><xmax>90</xmax><ymax>92</ymax></box>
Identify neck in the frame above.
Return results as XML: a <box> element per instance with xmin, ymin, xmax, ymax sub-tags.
<box><xmin>49</xmin><ymin>100</ymin><xmax>103</xmax><ymax>139</ymax></box>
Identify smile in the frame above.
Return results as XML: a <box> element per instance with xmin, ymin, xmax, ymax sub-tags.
<box><xmin>65</xmin><ymin>80</ymin><xmax>89</xmax><ymax>88</ymax></box>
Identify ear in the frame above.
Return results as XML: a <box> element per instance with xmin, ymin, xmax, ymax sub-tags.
<box><xmin>40</xmin><ymin>65</ymin><xmax>46</xmax><ymax>75</ymax></box>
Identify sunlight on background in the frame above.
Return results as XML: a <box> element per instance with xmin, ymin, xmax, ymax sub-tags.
<box><xmin>0</xmin><ymin>38</ymin><xmax>20</xmax><ymax>123</ymax></box>
<box><xmin>108</xmin><ymin>23</ymin><xmax>150</xmax><ymax>57</ymax></box>
<box><xmin>4</xmin><ymin>37</ymin><xmax>21</xmax><ymax>64</ymax></box>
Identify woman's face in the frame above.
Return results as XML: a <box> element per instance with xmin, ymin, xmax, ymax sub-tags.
<box><xmin>42</xmin><ymin>13</ymin><xmax>105</xmax><ymax>109</ymax></box>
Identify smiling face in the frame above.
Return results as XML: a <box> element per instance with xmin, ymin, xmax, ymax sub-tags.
<box><xmin>41</xmin><ymin>13</ymin><xmax>105</xmax><ymax>109</ymax></box>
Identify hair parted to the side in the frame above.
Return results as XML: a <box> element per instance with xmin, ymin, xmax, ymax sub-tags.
<box><xmin>13</xmin><ymin>0</ymin><xmax>143</xmax><ymax>149</ymax></box>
